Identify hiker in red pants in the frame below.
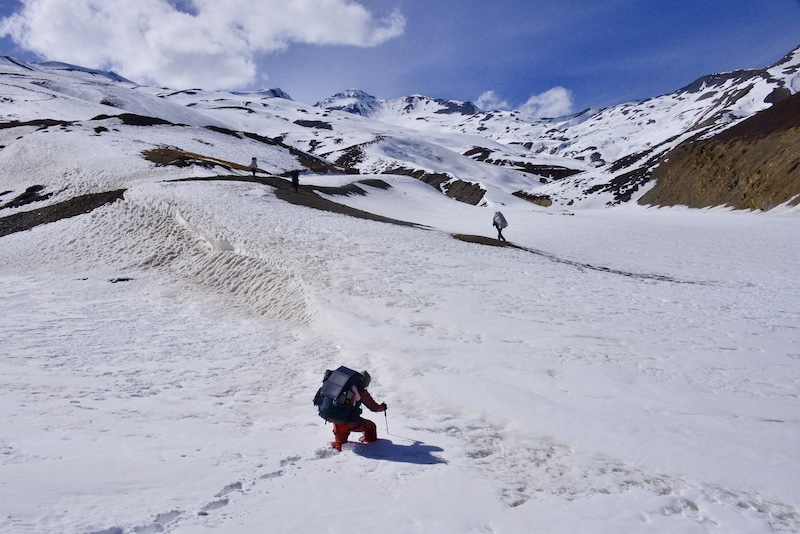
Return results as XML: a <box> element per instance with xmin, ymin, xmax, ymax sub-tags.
<box><xmin>331</xmin><ymin>371</ymin><xmax>387</xmax><ymax>451</ymax></box>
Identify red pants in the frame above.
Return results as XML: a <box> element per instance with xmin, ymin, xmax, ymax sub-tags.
<box><xmin>333</xmin><ymin>419</ymin><xmax>377</xmax><ymax>448</ymax></box>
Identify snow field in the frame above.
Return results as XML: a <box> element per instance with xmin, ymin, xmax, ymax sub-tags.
<box><xmin>3</xmin><ymin>173</ymin><xmax>799</xmax><ymax>532</ymax></box>
<box><xmin>0</xmin><ymin>122</ymin><xmax>300</xmax><ymax>210</ymax></box>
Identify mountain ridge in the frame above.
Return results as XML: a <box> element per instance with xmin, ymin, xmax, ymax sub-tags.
<box><xmin>639</xmin><ymin>91</ymin><xmax>800</xmax><ymax>210</ymax></box>
<box><xmin>1</xmin><ymin>44</ymin><xmax>799</xmax><ymax>211</ymax></box>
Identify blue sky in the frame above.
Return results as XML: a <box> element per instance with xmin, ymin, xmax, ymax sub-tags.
<box><xmin>1</xmin><ymin>0</ymin><xmax>799</xmax><ymax>116</ymax></box>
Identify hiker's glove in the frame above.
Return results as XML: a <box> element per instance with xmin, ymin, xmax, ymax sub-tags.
<box><xmin>380</xmin><ymin>403</ymin><xmax>387</xmax><ymax>411</ymax></box>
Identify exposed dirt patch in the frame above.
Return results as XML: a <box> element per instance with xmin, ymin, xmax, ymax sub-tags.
<box><xmin>205</xmin><ymin>125</ymin><xmax>243</xmax><ymax>138</ymax></box>
<box><xmin>333</xmin><ymin>145</ymin><xmax>366</xmax><ymax>168</ymax></box>
<box><xmin>608</xmin><ymin>147</ymin><xmax>658</xmax><ymax>173</ymax></box>
<box><xmin>273</xmin><ymin>187</ymin><xmax>418</xmax><ymax>226</ymax></box>
<box><xmin>141</xmin><ymin>128</ymin><xmax>349</xmax><ymax>176</ymax></box>
<box><xmin>0</xmin><ymin>118</ymin><xmax>72</xmax><ymax>130</ymax></box>
<box><xmin>454</xmin><ymin>233</ymin><xmax>707</xmax><ymax>284</ymax></box>
<box><xmin>0</xmin><ymin>185</ymin><xmax>52</xmax><ymax>209</ymax></box>
<box><xmin>640</xmin><ymin>92</ymin><xmax>800</xmax><ymax>210</ymax></box>
<box><xmin>241</xmin><ymin>130</ymin><xmax>352</xmax><ymax>174</ymax></box>
<box><xmin>513</xmin><ymin>191</ymin><xmax>553</xmax><ymax>207</ymax></box>
<box><xmin>464</xmin><ymin>147</ymin><xmax>494</xmax><ymax>161</ymax></box>
<box><xmin>444</xmin><ymin>180</ymin><xmax>486</xmax><ymax>205</ymax></box>
<box><xmin>463</xmin><ymin>147</ymin><xmax>582</xmax><ymax>181</ymax></box>
<box><xmin>175</xmin><ymin>175</ymin><xmax>420</xmax><ymax>228</ymax></box>
<box><xmin>584</xmin><ymin>164</ymin><xmax>656</xmax><ymax>205</ymax></box>
<box><xmin>355</xmin><ymin>178</ymin><xmax>391</xmax><ymax>190</ymax></box>
<box><xmin>91</xmin><ymin>113</ymin><xmax>174</xmax><ymax>127</ymax></box>
<box><xmin>0</xmin><ymin>189</ymin><xmax>125</xmax><ymax>237</ymax></box>
<box><xmin>384</xmin><ymin>166</ymin><xmax>486</xmax><ymax>205</ymax></box>
<box><xmin>142</xmin><ymin>147</ymin><xmax>242</xmax><ymax>172</ymax></box>
<box><xmin>213</xmin><ymin>106</ymin><xmax>255</xmax><ymax>114</ymax></box>
<box><xmin>293</xmin><ymin>120</ymin><xmax>333</xmax><ymax>130</ymax></box>
<box><xmin>453</xmin><ymin>234</ymin><xmax>516</xmax><ymax>247</ymax></box>
<box><xmin>515</xmin><ymin>163</ymin><xmax>582</xmax><ymax>180</ymax></box>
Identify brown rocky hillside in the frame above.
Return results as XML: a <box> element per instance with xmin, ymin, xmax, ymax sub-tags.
<box><xmin>639</xmin><ymin>92</ymin><xmax>800</xmax><ymax>210</ymax></box>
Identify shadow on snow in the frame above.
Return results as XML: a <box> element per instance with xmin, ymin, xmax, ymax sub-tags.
<box><xmin>352</xmin><ymin>438</ymin><xmax>447</xmax><ymax>465</ymax></box>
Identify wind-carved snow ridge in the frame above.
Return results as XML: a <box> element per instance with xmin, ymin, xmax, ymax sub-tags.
<box><xmin>171</xmin><ymin>206</ymin><xmax>245</xmax><ymax>254</ymax></box>
<box><xmin>34</xmin><ymin>190</ymin><xmax>319</xmax><ymax>328</ymax></box>
<box><xmin>153</xmin><ymin>200</ymin><xmax>319</xmax><ymax>327</ymax></box>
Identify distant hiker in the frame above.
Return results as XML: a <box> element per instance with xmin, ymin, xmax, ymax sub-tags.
<box><xmin>313</xmin><ymin>366</ymin><xmax>387</xmax><ymax>452</ymax></box>
<box><xmin>290</xmin><ymin>170</ymin><xmax>300</xmax><ymax>192</ymax></box>
<box><xmin>250</xmin><ymin>157</ymin><xmax>258</xmax><ymax>177</ymax></box>
<box><xmin>493</xmin><ymin>211</ymin><xmax>508</xmax><ymax>242</ymax></box>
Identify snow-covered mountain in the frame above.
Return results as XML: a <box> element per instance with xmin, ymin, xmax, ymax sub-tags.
<box><xmin>315</xmin><ymin>88</ymin><xmax>387</xmax><ymax>116</ymax></box>
<box><xmin>313</xmin><ymin>47</ymin><xmax>800</xmax><ymax>208</ymax></box>
<box><xmin>316</xmin><ymin>89</ymin><xmax>481</xmax><ymax>118</ymax></box>
<box><xmin>2</xmin><ymin>46</ymin><xmax>799</xmax><ymax>210</ymax></box>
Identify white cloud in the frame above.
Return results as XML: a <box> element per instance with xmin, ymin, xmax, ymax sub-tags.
<box><xmin>475</xmin><ymin>90</ymin><xmax>511</xmax><ymax>111</ymax></box>
<box><xmin>0</xmin><ymin>0</ymin><xmax>405</xmax><ymax>90</ymax></box>
<box><xmin>518</xmin><ymin>86</ymin><xmax>573</xmax><ymax>118</ymax></box>
<box><xmin>476</xmin><ymin>87</ymin><xmax>574</xmax><ymax>118</ymax></box>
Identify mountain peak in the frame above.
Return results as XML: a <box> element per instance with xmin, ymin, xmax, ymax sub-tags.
<box><xmin>315</xmin><ymin>89</ymin><xmax>385</xmax><ymax>116</ymax></box>
<box><xmin>315</xmin><ymin>90</ymin><xmax>481</xmax><ymax>119</ymax></box>
<box><xmin>36</xmin><ymin>61</ymin><xmax>135</xmax><ymax>84</ymax></box>
<box><xmin>398</xmin><ymin>94</ymin><xmax>480</xmax><ymax>115</ymax></box>
<box><xmin>232</xmin><ymin>87</ymin><xmax>292</xmax><ymax>100</ymax></box>
<box><xmin>771</xmin><ymin>44</ymin><xmax>800</xmax><ymax>70</ymax></box>
<box><xmin>338</xmin><ymin>88</ymin><xmax>376</xmax><ymax>99</ymax></box>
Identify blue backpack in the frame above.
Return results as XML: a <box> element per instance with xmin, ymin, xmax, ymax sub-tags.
<box><xmin>313</xmin><ymin>366</ymin><xmax>363</xmax><ymax>424</ymax></box>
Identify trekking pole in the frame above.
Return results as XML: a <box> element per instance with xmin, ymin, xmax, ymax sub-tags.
<box><xmin>384</xmin><ymin>410</ymin><xmax>389</xmax><ymax>434</ymax></box>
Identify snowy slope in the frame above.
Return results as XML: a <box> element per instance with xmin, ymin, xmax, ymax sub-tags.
<box><xmin>1</xmin><ymin>47</ymin><xmax>800</xmax><ymax>534</ymax></box>
<box><xmin>149</xmin><ymin>85</ymin><xmax>547</xmax><ymax>205</ymax></box>
<box><xmin>2</xmin><ymin>165</ymin><xmax>800</xmax><ymax>533</ymax></box>
<box><xmin>1</xmin><ymin>57</ymin><xmax>225</xmax><ymax>127</ymax></box>
<box><xmin>309</xmin><ymin>46</ymin><xmax>800</xmax><ymax>207</ymax></box>
<box><xmin>4</xmin><ymin>46</ymin><xmax>799</xmax><ymax>209</ymax></box>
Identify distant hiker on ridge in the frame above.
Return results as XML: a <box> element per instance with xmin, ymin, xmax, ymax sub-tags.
<box><xmin>313</xmin><ymin>367</ymin><xmax>387</xmax><ymax>452</ymax></box>
<box><xmin>493</xmin><ymin>211</ymin><xmax>508</xmax><ymax>242</ymax></box>
<box><xmin>249</xmin><ymin>157</ymin><xmax>258</xmax><ymax>177</ymax></box>
<box><xmin>290</xmin><ymin>170</ymin><xmax>300</xmax><ymax>192</ymax></box>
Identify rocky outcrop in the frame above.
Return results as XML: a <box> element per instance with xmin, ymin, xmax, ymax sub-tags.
<box><xmin>639</xmin><ymin>92</ymin><xmax>800</xmax><ymax>210</ymax></box>
<box><xmin>384</xmin><ymin>166</ymin><xmax>486</xmax><ymax>205</ymax></box>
